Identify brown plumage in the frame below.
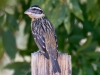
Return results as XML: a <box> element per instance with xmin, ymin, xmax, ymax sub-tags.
<box><xmin>24</xmin><ymin>5</ymin><xmax>61</xmax><ymax>73</ymax></box>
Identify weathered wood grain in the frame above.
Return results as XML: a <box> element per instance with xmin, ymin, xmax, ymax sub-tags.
<box><xmin>31</xmin><ymin>52</ymin><xmax>71</xmax><ymax>75</ymax></box>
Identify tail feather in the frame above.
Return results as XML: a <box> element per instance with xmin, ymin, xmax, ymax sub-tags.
<box><xmin>51</xmin><ymin>56</ymin><xmax>61</xmax><ymax>73</ymax></box>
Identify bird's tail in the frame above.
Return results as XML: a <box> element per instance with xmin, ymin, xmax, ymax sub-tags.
<box><xmin>50</xmin><ymin>56</ymin><xmax>61</xmax><ymax>73</ymax></box>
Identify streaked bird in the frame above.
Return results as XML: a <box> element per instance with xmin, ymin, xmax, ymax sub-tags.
<box><xmin>24</xmin><ymin>5</ymin><xmax>61</xmax><ymax>73</ymax></box>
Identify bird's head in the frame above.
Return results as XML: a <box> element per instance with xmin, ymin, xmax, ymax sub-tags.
<box><xmin>24</xmin><ymin>5</ymin><xmax>45</xmax><ymax>19</ymax></box>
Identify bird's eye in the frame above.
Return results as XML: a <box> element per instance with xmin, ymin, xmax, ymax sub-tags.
<box><xmin>31</xmin><ymin>8</ymin><xmax>43</xmax><ymax>14</ymax></box>
<box><xmin>33</xmin><ymin>8</ymin><xmax>37</xmax><ymax>10</ymax></box>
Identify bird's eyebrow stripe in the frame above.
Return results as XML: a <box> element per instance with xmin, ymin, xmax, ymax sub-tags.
<box><xmin>30</xmin><ymin>7</ymin><xmax>43</xmax><ymax>14</ymax></box>
<box><xmin>31</xmin><ymin>7</ymin><xmax>42</xmax><ymax>10</ymax></box>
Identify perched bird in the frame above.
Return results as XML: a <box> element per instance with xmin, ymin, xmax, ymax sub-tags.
<box><xmin>24</xmin><ymin>5</ymin><xmax>61</xmax><ymax>73</ymax></box>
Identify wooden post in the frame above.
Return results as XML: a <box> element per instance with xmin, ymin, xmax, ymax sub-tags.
<box><xmin>31</xmin><ymin>52</ymin><xmax>71</xmax><ymax>75</ymax></box>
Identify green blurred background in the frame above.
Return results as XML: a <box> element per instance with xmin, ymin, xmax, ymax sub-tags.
<box><xmin>0</xmin><ymin>0</ymin><xmax>100</xmax><ymax>75</ymax></box>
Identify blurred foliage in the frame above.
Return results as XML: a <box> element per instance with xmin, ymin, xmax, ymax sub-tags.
<box><xmin>0</xmin><ymin>0</ymin><xmax>100</xmax><ymax>75</ymax></box>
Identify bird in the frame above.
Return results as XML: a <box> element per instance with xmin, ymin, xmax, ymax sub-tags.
<box><xmin>24</xmin><ymin>5</ymin><xmax>61</xmax><ymax>73</ymax></box>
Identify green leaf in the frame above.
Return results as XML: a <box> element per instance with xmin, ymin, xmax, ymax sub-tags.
<box><xmin>77</xmin><ymin>35</ymin><xmax>93</xmax><ymax>52</ymax></box>
<box><xmin>4</xmin><ymin>0</ymin><xmax>17</xmax><ymax>14</ymax></box>
<box><xmin>86</xmin><ymin>52</ymin><xmax>100</xmax><ymax>59</ymax></box>
<box><xmin>93</xmin><ymin>62</ymin><xmax>100</xmax><ymax>68</ymax></box>
<box><xmin>68</xmin><ymin>0</ymin><xmax>84</xmax><ymax>21</ymax></box>
<box><xmin>64</xmin><ymin>9</ymin><xmax>71</xmax><ymax>34</ymax></box>
<box><xmin>24</xmin><ymin>18</ymin><xmax>31</xmax><ymax>33</ymax></box>
<box><xmin>31</xmin><ymin>0</ymin><xmax>44</xmax><ymax>6</ymax></box>
<box><xmin>72</xmin><ymin>67</ymin><xmax>79</xmax><ymax>75</ymax></box>
<box><xmin>42</xmin><ymin>0</ymin><xmax>52</xmax><ymax>17</ymax></box>
<box><xmin>2</xmin><ymin>28</ymin><xmax>17</xmax><ymax>59</ymax></box>
<box><xmin>0</xmin><ymin>37</ymin><xmax>4</xmax><ymax>59</ymax></box>
<box><xmin>95</xmin><ymin>13</ymin><xmax>100</xmax><ymax>26</ymax></box>
<box><xmin>87</xmin><ymin>0</ymin><xmax>97</xmax><ymax>12</ymax></box>
<box><xmin>97</xmin><ymin>69</ymin><xmax>100</xmax><ymax>75</ymax></box>
<box><xmin>0</xmin><ymin>14</ymin><xmax>4</xmax><ymax>26</ymax></box>
<box><xmin>82</xmin><ymin>66</ymin><xmax>94</xmax><ymax>75</ymax></box>
<box><xmin>69</xmin><ymin>35</ymin><xmax>84</xmax><ymax>44</ymax></box>
<box><xmin>0</xmin><ymin>0</ymin><xmax>7</xmax><ymax>9</ymax></box>
<box><xmin>7</xmin><ymin>14</ymin><xmax>18</xmax><ymax>30</ymax></box>
<box><xmin>57</xmin><ymin>25</ymin><xmax>68</xmax><ymax>51</ymax></box>
<box><xmin>80</xmin><ymin>42</ymin><xmax>97</xmax><ymax>53</ymax></box>
<box><xmin>50</xmin><ymin>4</ymin><xmax>67</xmax><ymax>28</ymax></box>
<box><xmin>5</xmin><ymin>62</ymin><xmax>30</xmax><ymax>75</ymax></box>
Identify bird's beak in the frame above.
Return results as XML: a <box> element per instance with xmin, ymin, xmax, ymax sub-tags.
<box><xmin>24</xmin><ymin>9</ymin><xmax>32</xmax><ymax>15</ymax></box>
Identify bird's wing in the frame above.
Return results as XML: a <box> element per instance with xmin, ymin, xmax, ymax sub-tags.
<box><xmin>32</xmin><ymin>28</ymin><xmax>49</xmax><ymax>59</ymax></box>
<box><xmin>43</xmin><ymin>32</ymin><xmax>61</xmax><ymax>73</ymax></box>
<box><xmin>34</xmin><ymin>34</ymin><xmax>46</xmax><ymax>52</ymax></box>
<box><xmin>43</xmin><ymin>32</ymin><xmax>58</xmax><ymax>59</ymax></box>
<box><xmin>41</xmin><ymin>19</ymin><xmax>58</xmax><ymax>59</ymax></box>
